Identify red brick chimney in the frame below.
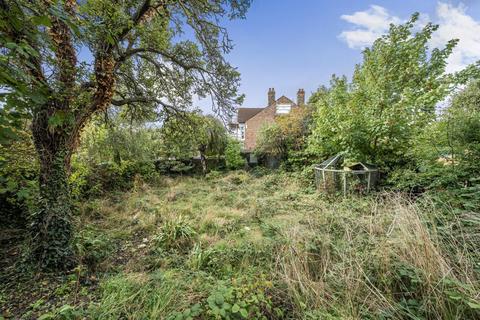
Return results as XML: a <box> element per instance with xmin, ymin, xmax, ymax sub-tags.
<box><xmin>268</xmin><ymin>88</ymin><xmax>276</xmax><ymax>106</ymax></box>
<box><xmin>297</xmin><ymin>89</ymin><xmax>305</xmax><ymax>106</ymax></box>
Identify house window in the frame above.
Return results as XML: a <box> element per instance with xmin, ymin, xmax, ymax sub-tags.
<box><xmin>276</xmin><ymin>104</ymin><xmax>292</xmax><ymax>114</ymax></box>
<box><xmin>239</xmin><ymin>123</ymin><xmax>245</xmax><ymax>140</ymax></box>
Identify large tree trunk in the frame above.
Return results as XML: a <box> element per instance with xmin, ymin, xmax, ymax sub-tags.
<box><xmin>30</xmin><ymin>108</ymin><xmax>74</xmax><ymax>270</ymax></box>
<box><xmin>199</xmin><ymin>151</ymin><xmax>207</xmax><ymax>175</ymax></box>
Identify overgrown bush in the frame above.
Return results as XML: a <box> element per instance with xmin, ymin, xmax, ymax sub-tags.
<box><xmin>307</xmin><ymin>14</ymin><xmax>475</xmax><ymax>169</ymax></box>
<box><xmin>70</xmin><ymin>159</ymin><xmax>159</xmax><ymax>199</ymax></box>
<box><xmin>255</xmin><ymin>105</ymin><xmax>313</xmax><ymax>170</ymax></box>
<box><xmin>225</xmin><ymin>138</ymin><xmax>245</xmax><ymax>170</ymax></box>
<box><xmin>0</xmin><ymin>128</ymin><xmax>38</xmax><ymax>227</ymax></box>
<box><xmin>387</xmin><ymin>80</ymin><xmax>480</xmax><ymax>209</ymax></box>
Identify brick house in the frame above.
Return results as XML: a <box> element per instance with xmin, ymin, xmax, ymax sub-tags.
<box><xmin>230</xmin><ymin>88</ymin><xmax>306</xmax><ymax>153</ymax></box>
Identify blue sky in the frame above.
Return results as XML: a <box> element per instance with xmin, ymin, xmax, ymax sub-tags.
<box><xmin>212</xmin><ymin>0</ymin><xmax>480</xmax><ymax>109</ymax></box>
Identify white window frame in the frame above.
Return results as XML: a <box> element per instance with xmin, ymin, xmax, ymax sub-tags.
<box><xmin>276</xmin><ymin>104</ymin><xmax>292</xmax><ymax>114</ymax></box>
<box><xmin>238</xmin><ymin>123</ymin><xmax>245</xmax><ymax>140</ymax></box>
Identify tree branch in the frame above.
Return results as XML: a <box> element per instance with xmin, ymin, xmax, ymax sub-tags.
<box><xmin>117</xmin><ymin>47</ymin><xmax>209</xmax><ymax>73</ymax></box>
<box><xmin>112</xmin><ymin>96</ymin><xmax>173</xmax><ymax>110</ymax></box>
<box><xmin>118</xmin><ymin>0</ymin><xmax>169</xmax><ymax>41</ymax></box>
<box><xmin>46</xmin><ymin>0</ymin><xmax>77</xmax><ymax>98</ymax></box>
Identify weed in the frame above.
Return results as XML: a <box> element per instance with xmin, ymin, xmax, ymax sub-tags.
<box><xmin>172</xmin><ymin>277</ymin><xmax>284</xmax><ymax>319</ymax></box>
<box><xmin>74</xmin><ymin>229</ymin><xmax>114</xmax><ymax>271</ymax></box>
<box><xmin>153</xmin><ymin>216</ymin><xmax>197</xmax><ymax>253</ymax></box>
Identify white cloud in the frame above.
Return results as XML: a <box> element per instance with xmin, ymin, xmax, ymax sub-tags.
<box><xmin>432</xmin><ymin>2</ymin><xmax>480</xmax><ymax>72</ymax></box>
<box><xmin>339</xmin><ymin>2</ymin><xmax>480</xmax><ymax>72</ymax></box>
<box><xmin>339</xmin><ymin>5</ymin><xmax>401</xmax><ymax>49</ymax></box>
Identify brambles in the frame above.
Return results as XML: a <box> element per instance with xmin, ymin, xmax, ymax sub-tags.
<box><xmin>170</xmin><ymin>277</ymin><xmax>283</xmax><ymax>320</ymax></box>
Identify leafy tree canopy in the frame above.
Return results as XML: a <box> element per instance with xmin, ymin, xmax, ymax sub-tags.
<box><xmin>255</xmin><ymin>105</ymin><xmax>312</xmax><ymax>160</ymax></box>
<box><xmin>308</xmin><ymin>13</ymin><xmax>480</xmax><ymax>168</ymax></box>
<box><xmin>160</xmin><ymin>111</ymin><xmax>227</xmax><ymax>173</ymax></box>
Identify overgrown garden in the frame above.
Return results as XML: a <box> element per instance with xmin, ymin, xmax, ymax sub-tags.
<box><xmin>1</xmin><ymin>1</ymin><xmax>479</xmax><ymax>319</ymax></box>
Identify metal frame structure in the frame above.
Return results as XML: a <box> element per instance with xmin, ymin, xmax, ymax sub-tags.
<box><xmin>314</xmin><ymin>154</ymin><xmax>379</xmax><ymax>195</ymax></box>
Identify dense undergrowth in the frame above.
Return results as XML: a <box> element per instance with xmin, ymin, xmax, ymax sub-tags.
<box><xmin>1</xmin><ymin>170</ymin><xmax>479</xmax><ymax>319</ymax></box>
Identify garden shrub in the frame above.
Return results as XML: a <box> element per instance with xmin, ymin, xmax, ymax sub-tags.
<box><xmin>70</xmin><ymin>159</ymin><xmax>160</xmax><ymax>199</ymax></box>
<box><xmin>386</xmin><ymin>80</ymin><xmax>480</xmax><ymax>210</ymax></box>
<box><xmin>225</xmin><ymin>138</ymin><xmax>245</xmax><ymax>170</ymax></box>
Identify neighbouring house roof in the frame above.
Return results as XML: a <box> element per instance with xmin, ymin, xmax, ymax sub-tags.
<box><xmin>276</xmin><ymin>95</ymin><xmax>295</xmax><ymax>105</ymax></box>
<box><xmin>237</xmin><ymin>107</ymin><xmax>264</xmax><ymax>123</ymax></box>
<box><xmin>235</xmin><ymin>96</ymin><xmax>298</xmax><ymax>124</ymax></box>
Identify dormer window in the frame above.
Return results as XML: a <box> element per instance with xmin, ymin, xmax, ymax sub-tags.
<box><xmin>276</xmin><ymin>104</ymin><xmax>292</xmax><ymax>114</ymax></box>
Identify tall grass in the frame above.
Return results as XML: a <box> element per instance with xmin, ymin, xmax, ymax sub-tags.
<box><xmin>88</xmin><ymin>270</ymin><xmax>199</xmax><ymax>319</ymax></box>
<box><xmin>20</xmin><ymin>170</ymin><xmax>477</xmax><ymax>319</ymax></box>
<box><xmin>276</xmin><ymin>193</ymin><xmax>480</xmax><ymax>319</ymax></box>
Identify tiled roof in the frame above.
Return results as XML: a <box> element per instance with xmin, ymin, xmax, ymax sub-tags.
<box><xmin>276</xmin><ymin>95</ymin><xmax>295</xmax><ymax>105</ymax></box>
<box><xmin>237</xmin><ymin>107</ymin><xmax>264</xmax><ymax>123</ymax></box>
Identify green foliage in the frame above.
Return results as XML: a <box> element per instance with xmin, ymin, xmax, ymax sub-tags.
<box><xmin>74</xmin><ymin>229</ymin><xmax>114</xmax><ymax>270</ymax></box>
<box><xmin>172</xmin><ymin>277</ymin><xmax>281</xmax><ymax>320</ymax></box>
<box><xmin>71</xmin><ymin>117</ymin><xmax>162</xmax><ymax>196</ymax></box>
<box><xmin>167</xmin><ymin>303</ymin><xmax>203</xmax><ymax>320</ymax></box>
<box><xmin>75</xmin><ymin>113</ymin><xmax>163</xmax><ymax>165</ymax></box>
<box><xmin>225</xmin><ymin>138</ymin><xmax>246</xmax><ymax>170</ymax></box>
<box><xmin>30</xmin><ymin>153</ymin><xmax>75</xmax><ymax>270</ymax></box>
<box><xmin>0</xmin><ymin>127</ymin><xmax>38</xmax><ymax>226</ymax></box>
<box><xmin>389</xmin><ymin>80</ymin><xmax>480</xmax><ymax>208</ymax></box>
<box><xmin>160</xmin><ymin>113</ymin><xmax>228</xmax><ymax>160</ymax></box>
<box><xmin>385</xmin><ymin>264</ymin><xmax>480</xmax><ymax>319</ymax></box>
<box><xmin>255</xmin><ymin>106</ymin><xmax>314</xmax><ymax>169</ymax></box>
<box><xmin>153</xmin><ymin>217</ymin><xmax>197</xmax><ymax>253</ymax></box>
<box><xmin>308</xmin><ymin>14</ymin><xmax>479</xmax><ymax>168</ymax></box>
<box><xmin>70</xmin><ymin>160</ymin><xmax>158</xmax><ymax>198</ymax></box>
<box><xmin>0</xmin><ymin>3</ymin><xmax>52</xmax><ymax>145</ymax></box>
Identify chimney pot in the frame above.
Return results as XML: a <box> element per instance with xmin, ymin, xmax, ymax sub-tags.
<box><xmin>297</xmin><ymin>89</ymin><xmax>305</xmax><ymax>106</ymax></box>
<box><xmin>268</xmin><ymin>87</ymin><xmax>276</xmax><ymax>106</ymax></box>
